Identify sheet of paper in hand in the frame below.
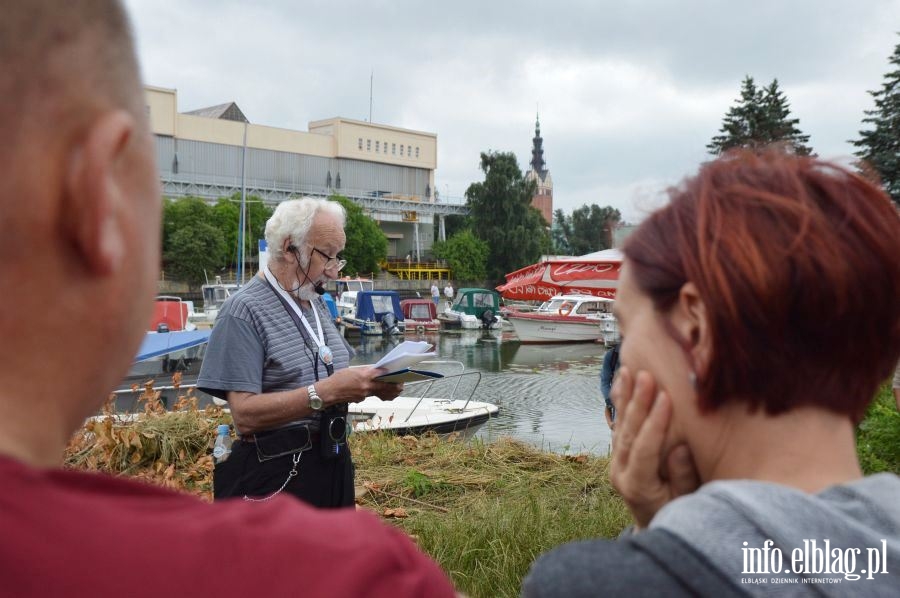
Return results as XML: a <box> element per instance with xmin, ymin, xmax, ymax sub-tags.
<box><xmin>373</xmin><ymin>340</ymin><xmax>441</xmax><ymax>382</ymax></box>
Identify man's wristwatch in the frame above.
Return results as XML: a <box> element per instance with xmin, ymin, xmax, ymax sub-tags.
<box><xmin>307</xmin><ymin>384</ymin><xmax>324</xmax><ymax>411</ymax></box>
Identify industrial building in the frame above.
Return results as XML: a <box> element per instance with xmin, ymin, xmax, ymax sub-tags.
<box><xmin>144</xmin><ymin>85</ymin><xmax>466</xmax><ymax>259</ymax></box>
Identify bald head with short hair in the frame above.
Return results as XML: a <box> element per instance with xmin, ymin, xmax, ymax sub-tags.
<box><xmin>0</xmin><ymin>0</ymin><xmax>162</xmax><ymax>466</ymax></box>
<box><xmin>0</xmin><ymin>0</ymin><xmax>142</xmax><ymax>145</ymax></box>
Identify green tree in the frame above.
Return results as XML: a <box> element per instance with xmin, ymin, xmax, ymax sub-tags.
<box><xmin>431</xmin><ymin>230</ymin><xmax>489</xmax><ymax>280</ymax></box>
<box><xmin>759</xmin><ymin>79</ymin><xmax>812</xmax><ymax>155</ymax></box>
<box><xmin>211</xmin><ymin>193</ymin><xmax>273</xmax><ymax>269</ymax></box>
<box><xmin>465</xmin><ymin>151</ymin><xmax>550</xmax><ymax>283</ymax></box>
<box><xmin>329</xmin><ymin>194</ymin><xmax>388</xmax><ymax>276</ymax></box>
<box><xmin>708</xmin><ymin>76</ymin><xmax>812</xmax><ymax>155</ymax></box>
<box><xmin>550</xmin><ymin>208</ymin><xmax>572</xmax><ymax>254</ymax></box>
<box><xmin>567</xmin><ymin>204</ymin><xmax>622</xmax><ymax>255</ymax></box>
<box><xmin>853</xmin><ymin>38</ymin><xmax>900</xmax><ymax>206</ymax></box>
<box><xmin>162</xmin><ymin>197</ymin><xmax>215</xmax><ymax>257</ymax></box>
<box><xmin>165</xmin><ymin>223</ymin><xmax>227</xmax><ymax>289</ymax></box>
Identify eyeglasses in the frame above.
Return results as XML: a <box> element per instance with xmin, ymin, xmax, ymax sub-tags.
<box><xmin>312</xmin><ymin>247</ymin><xmax>347</xmax><ymax>272</ymax></box>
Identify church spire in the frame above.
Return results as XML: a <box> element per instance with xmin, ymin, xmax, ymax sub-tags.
<box><xmin>530</xmin><ymin>112</ymin><xmax>546</xmax><ymax>173</ymax></box>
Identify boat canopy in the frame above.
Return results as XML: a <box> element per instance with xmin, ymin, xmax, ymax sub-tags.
<box><xmin>355</xmin><ymin>291</ymin><xmax>403</xmax><ymax>322</ymax></box>
<box><xmin>321</xmin><ymin>293</ymin><xmax>338</xmax><ymax>319</ymax></box>
<box><xmin>450</xmin><ymin>288</ymin><xmax>502</xmax><ymax>318</ymax></box>
<box><xmin>135</xmin><ymin>329</ymin><xmax>212</xmax><ymax>363</ymax></box>
<box><xmin>401</xmin><ymin>298</ymin><xmax>437</xmax><ymax>320</ymax></box>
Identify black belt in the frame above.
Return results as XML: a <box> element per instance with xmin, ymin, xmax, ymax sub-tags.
<box><xmin>240</xmin><ymin>423</ymin><xmax>320</xmax><ymax>443</ymax></box>
<box><xmin>240</xmin><ymin>431</ymin><xmax>320</xmax><ymax>444</ymax></box>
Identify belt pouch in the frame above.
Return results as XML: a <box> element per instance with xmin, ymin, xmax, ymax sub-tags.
<box><xmin>254</xmin><ymin>424</ymin><xmax>312</xmax><ymax>461</ymax></box>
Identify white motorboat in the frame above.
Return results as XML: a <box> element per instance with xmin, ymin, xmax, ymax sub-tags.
<box><xmin>349</xmin><ymin>396</ymin><xmax>498</xmax><ymax>437</ymax></box>
<box><xmin>334</xmin><ymin>277</ymin><xmax>374</xmax><ymax>320</ymax></box>
<box><xmin>348</xmin><ymin>368</ymin><xmax>497</xmax><ymax>437</ymax></box>
<box><xmin>188</xmin><ymin>277</ymin><xmax>240</xmax><ymax>328</ymax></box>
<box><xmin>438</xmin><ymin>288</ymin><xmax>505</xmax><ymax>330</ymax></box>
<box><xmin>506</xmin><ymin>294</ymin><xmax>619</xmax><ymax>344</ymax></box>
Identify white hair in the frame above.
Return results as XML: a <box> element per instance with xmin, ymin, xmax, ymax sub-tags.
<box><xmin>264</xmin><ymin>197</ymin><xmax>346</xmax><ymax>263</ymax></box>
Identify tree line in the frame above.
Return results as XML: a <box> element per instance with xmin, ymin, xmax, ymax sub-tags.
<box><xmin>164</xmin><ymin>37</ymin><xmax>900</xmax><ymax>288</ymax></box>
<box><xmin>162</xmin><ymin>193</ymin><xmax>387</xmax><ymax>289</ymax></box>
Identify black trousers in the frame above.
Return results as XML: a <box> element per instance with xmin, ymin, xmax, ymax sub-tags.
<box><xmin>213</xmin><ymin>440</ymin><xmax>354</xmax><ymax>508</ymax></box>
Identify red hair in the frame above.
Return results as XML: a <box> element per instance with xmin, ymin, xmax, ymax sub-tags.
<box><xmin>624</xmin><ymin>150</ymin><xmax>900</xmax><ymax>420</ymax></box>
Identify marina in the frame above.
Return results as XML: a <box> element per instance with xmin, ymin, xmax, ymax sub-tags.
<box><xmin>352</xmin><ymin>332</ymin><xmax>612</xmax><ymax>455</ymax></box>
<box><xmin>116</xmin><ymin>327</ymin><xmax>613</xmax><ymax>455</ymax></box>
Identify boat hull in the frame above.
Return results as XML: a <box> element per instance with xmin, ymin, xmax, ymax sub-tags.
<box><xmin>349</xmin><ymin>396</ymin><xmax>499</xmax><ymax>438</ymax></box>
<box><xmin>404</xmin><ymin>319</ymin><xmax>441</xmax><ymax>333</ymax></box>
<box><xmin>508</xmin><ymin>313</ymin><xmax>605</xmax><ymax>343</ymax></box>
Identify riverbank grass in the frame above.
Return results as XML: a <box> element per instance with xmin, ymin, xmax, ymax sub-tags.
<box><xmin>352</xmin><ymin>433</ymin><xmax>631</xmax><ymax>597</ymax></box>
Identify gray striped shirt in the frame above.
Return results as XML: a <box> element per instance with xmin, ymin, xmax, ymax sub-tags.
<box><xmin>197</xmin><ymin>275</ymin><xmax>353</xmax><ymax>431</ymax></box>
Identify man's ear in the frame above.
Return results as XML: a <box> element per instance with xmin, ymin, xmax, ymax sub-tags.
<box><xmin>670</xmin><ymin>282</ymin><xmax>712</xmax><ymax>376</ymax></box>
<box><xmin>64</xmin><ymin>110</ymin><xmax>137</xmax><ymax>276</ymax></box>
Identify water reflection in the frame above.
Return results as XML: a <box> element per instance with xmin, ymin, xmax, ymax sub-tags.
<box><xmin>349</xmin><ymin>331</ymin><xmax>612</xmax><ymax>455</ymax></box>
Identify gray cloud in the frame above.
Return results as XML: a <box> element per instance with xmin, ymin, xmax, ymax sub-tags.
<box><xmin>124</xmin><ymin>0</ymin><xmax>900</xmax><ymax>222</ymax></box>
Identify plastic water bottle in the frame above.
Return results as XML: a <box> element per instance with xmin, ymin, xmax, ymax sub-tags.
<box><xmin>213</xmin><ymin>424</ymin><xmax>232</xmax><ymax>463</ymax></box>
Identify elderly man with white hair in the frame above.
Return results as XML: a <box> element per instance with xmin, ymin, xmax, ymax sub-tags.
<box><xmin>198</xmin><ymin>197</ymin><xmax>404</xmax><ymax>507</ymax></box>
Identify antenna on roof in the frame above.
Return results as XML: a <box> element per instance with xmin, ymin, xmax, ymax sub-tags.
<box><xmin>369</xmin><ymin>70</ymin><xmax>374</xmax><ymax>123</ymax></box>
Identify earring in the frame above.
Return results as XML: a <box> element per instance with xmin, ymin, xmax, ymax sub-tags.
<box><xmin>688</xmin><ymin>371</ymin><xmax>697</xmax><ymax>389</ymax></box>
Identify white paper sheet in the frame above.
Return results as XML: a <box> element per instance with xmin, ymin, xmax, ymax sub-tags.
<box><xmin>372</xmin><ymin>340</ymin><xmax>435</xmax><ymax>372</ymax></box>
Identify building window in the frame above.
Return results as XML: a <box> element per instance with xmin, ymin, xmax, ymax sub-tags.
<box><xmin>375</xmin><ymin>141</ymin><xmax>380</xmax><ymax>152</ymax></box>
<box><xmin>407</xmin><ymin>145</ymin><xmax>412</xmax><ymax>156</ymax></box>
<box><xmin>358</xmin><ymin>138</ymin><xmax>363</xmax><ymax>150</ymax></box>
<box><xmin>367</xmin><ymin>139</ymin><xmax>371</xmax><ymax>151</ymax></box>
<box><xmin>392</xmin><ymin>143</ymin><xmax>396</xmax><ymax>155</ymax></box>
<box><xmin>400</xmin><ymin>145</ymin><xmax>404</xmax><ymax>156</ymax></box>
<box><xmin>415</xmin><ymin>147</ymin><xmax>420</xmax><ymax>158</ymax></box>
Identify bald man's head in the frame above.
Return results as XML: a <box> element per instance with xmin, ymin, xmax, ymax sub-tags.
<box><xmin>0</xmin><ymin>0</ymin><xmax>143</xmax><ymax>154</ymax></box>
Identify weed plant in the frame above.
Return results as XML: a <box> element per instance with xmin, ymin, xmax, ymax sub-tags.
<box><xmin>65</xmin><ymin>382</ymin><xmax>229</xmax><ymax>497</ymax></box>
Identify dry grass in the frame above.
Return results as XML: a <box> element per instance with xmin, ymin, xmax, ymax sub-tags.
<box><xmin>65</xmin><ymin>383</ymin><xmax>228</xmax><ymax>497</ymax></box>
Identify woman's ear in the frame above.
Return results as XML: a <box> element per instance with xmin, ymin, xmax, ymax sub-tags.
<box><xmin>670</xmin><ymin>282</ymin><xmax>712</xmax><ymax>377</ymax></box>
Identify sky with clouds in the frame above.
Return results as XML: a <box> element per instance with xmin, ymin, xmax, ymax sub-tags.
<box><xmin>124</xmin><ymin>0</ymin><xmax>900</xmax><ymax>223</ymax></box>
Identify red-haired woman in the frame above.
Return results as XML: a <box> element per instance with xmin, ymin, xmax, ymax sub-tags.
<box><xmin>523</xmin><ymin>150</ymin><xmax>900</xmax><ymax>596</ymax></box>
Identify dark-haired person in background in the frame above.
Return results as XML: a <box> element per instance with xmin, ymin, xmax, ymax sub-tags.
<box><xmin>523</xmin><ymin>150</ymin><xmax>900</xmax><ymax>596</ymax></box>
<box><xmin>599</xmin><ymin>342</ymin><xmax>621</xmax><ymax>431</ymax></box>
<box><xmin>198</xmin><ymin>197</ymin><xmax>405</xmax><ymax>507</ymax></box>
<box><xmin>0</xmin><ymin>3</ymin><xmax>456</xmax><ymax>595</ymax></box>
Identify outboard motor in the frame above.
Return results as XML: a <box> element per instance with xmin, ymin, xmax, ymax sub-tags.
<box><xmin>381</xmin><ymin>312</ymin><xmax>400</xmax><ymax>335</ymax></box>
<box><xmin>480</xmin><ymin>309</ymin><xmax>496</xmax><ymax>330</ymax></box>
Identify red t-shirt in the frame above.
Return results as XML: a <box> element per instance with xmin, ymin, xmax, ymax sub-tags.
<box><xmin>0</xmin><ymin>456</ymin><xmax>456</xmax><ymax>597</ymax></box>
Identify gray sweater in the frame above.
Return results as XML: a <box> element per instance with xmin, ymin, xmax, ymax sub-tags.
<box><xmin>522</xmin><ymin>474</ymin><xmax>900</xmax><ymax>597</ymax></box>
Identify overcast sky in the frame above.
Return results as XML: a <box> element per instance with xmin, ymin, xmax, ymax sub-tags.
<box><xmin>123</xmin><ymin>0</ymin><xmax>900</xmax><ymax>223</ymax></box>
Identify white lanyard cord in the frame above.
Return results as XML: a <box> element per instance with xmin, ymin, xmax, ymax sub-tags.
<box><xmin>263</xmin><ymin>266</ymin><xmax>325</xmax><ymax>351</ymax></box>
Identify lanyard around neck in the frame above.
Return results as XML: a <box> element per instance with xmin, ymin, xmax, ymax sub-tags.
<box><xmin>263</xmin><ymin>266</ymin><xmax>325</xmax><ymax>350</ymax></box>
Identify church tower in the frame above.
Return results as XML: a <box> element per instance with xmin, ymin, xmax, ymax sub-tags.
<box><xmin>524</xmin><ymin>113</ymin><xmax>553</xmax><ymax>226</ymax></box>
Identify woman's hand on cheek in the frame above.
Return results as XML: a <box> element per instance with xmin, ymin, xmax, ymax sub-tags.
<box><xmin>610</xmin><ymin>368</ymin><xmax>699</xmax><ymax>530</ymax></box>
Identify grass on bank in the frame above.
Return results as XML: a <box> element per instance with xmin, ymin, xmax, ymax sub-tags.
<box><xmin>65</xmin><ymin>382</ymin><xmax>899</xmax><ymax>598</ymax></box>
<box><xmin>352</xmin><ymin>433</ymin><xmax>631</xmax><ymax>598</ymax></box>
<box><xmin>856</xmin><ymin>383</ymin><xmax>900</xmax><ymax>475</ymax></box>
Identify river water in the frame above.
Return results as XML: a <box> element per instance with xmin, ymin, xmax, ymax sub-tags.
<box><xmin>348</xmin><ymin>330</ymin><xmax>613</xmax><ymax>455</ymax></box>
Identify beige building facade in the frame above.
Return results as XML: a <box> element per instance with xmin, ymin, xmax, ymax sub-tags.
<box><xmin>144</xmin><ymin>86</ymin><xmax>464</xmax><ymax>258</ymax></box>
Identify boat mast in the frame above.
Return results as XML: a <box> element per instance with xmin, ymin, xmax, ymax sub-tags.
<box><xmin>237</xmin><ymin>121</ymin><xmax>248</xmax><ymax>286</ymax></box>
